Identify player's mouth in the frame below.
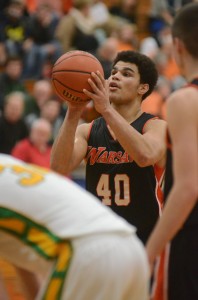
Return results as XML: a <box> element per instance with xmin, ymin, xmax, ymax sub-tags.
<box><xmin>109</xmin><ymin>81</ymin><xmax>120</xmax><ymax>91</ymax></box>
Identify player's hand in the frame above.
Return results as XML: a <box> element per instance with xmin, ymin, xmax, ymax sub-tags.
<box><xmin>83</xmin><ymin>71</ymin><xmax>111</xmax><ymax>114</ymax></box>
<box><xmin>66</xmin><ymin>99</ymin><xmax>89</xmax><ymax>117</ymax></box>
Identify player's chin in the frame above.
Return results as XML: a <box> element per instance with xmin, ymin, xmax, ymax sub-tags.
<box><xmin>109</xmin><ymin>92</ymin><xmax>121</xmax><ymax>104</ymax></box>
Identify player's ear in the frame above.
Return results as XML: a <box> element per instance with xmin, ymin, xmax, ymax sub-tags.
<box><xmin>138</xmin><ymin>83</ymin><xmax>149</xmax><ymax>96</ymax></box>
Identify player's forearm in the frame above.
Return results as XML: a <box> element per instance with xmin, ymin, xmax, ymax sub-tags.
<box><xmin>102</xmin><ymin>107</ymin><xmax>161</xmax><ymax>166</ymax></box>
<box><xmin>50</xmin><ymin>110</ymin><xmax>81</xmax><ymax>175</ymax></box>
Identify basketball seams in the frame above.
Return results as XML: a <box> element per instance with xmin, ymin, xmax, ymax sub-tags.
<box><xmin>52</xmin><ymin>50</ymin><xmax>104</xmax><ymax>103</ymax></box>
<box><xmin>52</xmin><ymin>77</ymin><xmax>87</xmax><ymax>94</ymax></box>
<box><xmin>54</xmin><ymin>53</ymin><xmax>101</xmax><ymax>67</ymax></box>
<box><xmin>52</xmin><ymin>70</ymin><xmax>92</xmax><ymax>75</ymax></box>
<box><xmin>52</xmin><ymin>81</ymin><xmax>90</xmax><ymax>104</ymax></box>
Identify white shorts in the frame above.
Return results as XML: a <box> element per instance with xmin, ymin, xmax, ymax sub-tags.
<box><xmin>0</xmin><ymin>231</ymin><xmax>149</xmax><ymax>300</ymax></box>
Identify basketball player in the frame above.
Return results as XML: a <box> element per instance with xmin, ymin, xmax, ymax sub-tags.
<box><xmin>0</xmin><ymin>154</ymin><xmax>149</xmax><ymax>300</ymax></box>
<box><xmin>146</xmin><ymin>3</ymin><xmax>198</xmax><ymax>300</ymax></box>
<box><xmin>51</xmin><ymin>50</ymin><xmax>167</xmax><ymax>244</ymax></box>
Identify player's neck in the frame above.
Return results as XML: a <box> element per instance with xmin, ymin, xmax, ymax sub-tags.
<box><xmin>183</xmin><ymin>58</ymin><xmax>198</xmax><ymax>82</ymax></box>
<box><xmin>112</xmin><ymin>102</ymin><xmax>142</xmax><ymax>124</ymax></box>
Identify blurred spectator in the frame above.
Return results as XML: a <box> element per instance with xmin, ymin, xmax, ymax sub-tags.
<box><xmin>157</xmin><ymin>75</ymin><xmax>185</xmax><ymax>120</ymax></box>
<box><xmin>24</xmin><ymin>79</ymin><xmax>53</xmax><ymax>117</ymax></box>
<box><xmin>25</xmin><ymin>0</ymin><xmax>64</xmax><ymax>16</ymax></box>
<box><xmin>157</xmin><ymin>24</ymin><xmax>172</xmax><ymax>48</ymax></box>
<box><xmin>0</xmin><ymin>91</ymin><xmax>29</xmax><ymax>154</ymax></box>
<box><xmin>0</xmin><ymin>0</ymin><xmax>12</xmax><ymax>11</ymax></box>
<box><xmin>40</xmin><ymin>59</ymin><xmax>53</xmax><ymax>80</ymax></box>
<box><xmin>0</xmin><ymin>0</ymin><xmax>29</xmax><ymax>65</ymax></box>
<box><xmin>25</xmin><ymin>0</ymin><xmax>37</xmax><ymax>14</ymax></box>
<box><xmin>89</xmin><ymin>0</ymin><xmax>122</xmax><ymax>43</ymax></box>
<box><xmin>12</xmin><ymin>118</ymin><xmax>52</xmax><ymax>168</ymax></box>
<box><xmin>90</xmin><ymin>0</ymin><xmax>110</xmax><ymax>26</ymax></box>
<box><xmin>96</xmin><ymin>37</ymin><xmax>118</xmax><ymax>79</ymax></box>
<box><xmin>148</xmin><ymin>0</ymin><xmax>173</xmax><ymax>42</ymax></box>
<box><xmin>141</xmin><ymin>89</ymin><xmax>164</xmax><ymax>118</ymax></box>
<box><xmin>154</xmin><ymin>26</ymin><xmax>182</xmax><ymax>84</ymax></box>
<box><xmin>0</xmin><ymin>45</ymin><xmax>7</xmax><ymax>67</ymax></box>
<box><xmin>55</xmin><ymin>0</ymin><xmax>99</xmax><ymax>54</ymax></box>
<box><xmin>113</xmin><ymin>22</ymin><xmax>139</xmax><ymax>52</ymax></box>
<box><xmin>171</xmin><ymin>75</ymin><xmax>186</xmax><ymax>91</ymax></box>
<box><xmin>23</xmin><ymin>3</ymin><xmax>62</xmax><ymax>79</ymax></box>
<box><xmin>109</xmin><ymin>0</ymin><xmax>137</xmax><ymax>24</ymax></box>
<box><xmin>141</xmin><ymin>77</ymin><xmax>171</xmax><ymax>119</ymax></box>
<box><xmin>39</xmin><ymin>99</ymin><xmax>64</xmax><ymax>143</ymax></box>
<box><xmin>61</xmin><ymin>0</ymin><xmax>73</xmax><ymax>14</ymax></box>
<box><xmin>0</xmin><ymin>55</ymin><xmax>29</xmax><ymax>112</ymax></box>
<box><xmin>166</xmin><ymin>0</ymin><xmax>194</xmax><ymax>16</ymax></box>
<box><xmin>25</xmin><ymin>98</ymin><xmax>64</xmax><ymax>144</ymax></box>
<box><xmin>139</xmin><ymin>36</ymin><xmax>159</xmax><ymax>60</ymax></box>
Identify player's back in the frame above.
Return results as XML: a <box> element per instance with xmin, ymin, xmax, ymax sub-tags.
<box><xmin>164</xmin><ymin>78</ymin><xmax>198</xmax><ymax>227</ymax></box>
<box><xmin>0</xmin><ymin>154</ymin><xmax>135</xmax><ymax>239</ymax></box>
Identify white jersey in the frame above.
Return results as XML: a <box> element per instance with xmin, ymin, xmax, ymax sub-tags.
<box><xmin>0</xmin><ymin>154</ymin><xmax>135</xmax><ymax>239</ymax></box>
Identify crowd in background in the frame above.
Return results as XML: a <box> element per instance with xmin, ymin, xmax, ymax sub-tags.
<box><xmin>0</xmin><ymin>0</ymin><xmax>195</xmax><ymax>182</ymax></box>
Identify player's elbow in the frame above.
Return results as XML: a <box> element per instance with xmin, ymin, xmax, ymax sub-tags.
<box><xmin>135</xmin><ymin>152</ymin><xmax>153</xmax><ymax>167</ymax></box>
<box><xmin>135</xmin><ymin>147</ymin><xmax>165</xmax><ymax>168</ymax></box>
<box><xmin>178</xmin><ymin>180</ymin><xmax>198</xmax><ymax>205</ymax></box>
<box><xmin>136</xmin><ymin>151</ymin><xmax>162</xmax><ymax>167</ymax></box>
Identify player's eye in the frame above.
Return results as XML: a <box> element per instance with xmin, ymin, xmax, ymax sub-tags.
<box><xmin>123</xmin><ymin>72</ymin><xmax>131</xmax><ymax>77</ymax></box>
<box><xmin>111</xmin><ymin>70</ymin><xmax>117</xmax><ymax>75</ymax></box>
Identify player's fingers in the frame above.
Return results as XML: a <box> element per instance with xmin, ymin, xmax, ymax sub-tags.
<box><xmin>96</xmin><ymin>71</ymin><xmax>106</xmax><ymax>84</ymax></box>
<box><xmin>90</xmin><ymin>72</ymin><xmax>104</xmax><ymax>89</ymax></box>
<box><xmin>87</xmin><ymin>77</ymin><xmax>98</xmax><ymax>92</ymax></box>
<box><xmin>83</xmin><ymin>88</ymin><xmax>93</xmax><ymax>98</ymax></box>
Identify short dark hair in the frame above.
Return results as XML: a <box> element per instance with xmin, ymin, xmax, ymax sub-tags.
<box><xmin>5</xmin><ymin>55</ymin><xmax>23</xmax><ymax>66</ymax></box>
<box><xmin>172</xmin><ymin>3</ymin><xmax>198</xmax><ymax>59</ymax></box>
<box><xmin>112</xmin><ymin>50</ymin><xmax>158</xmax><ymax>100</ymax></box>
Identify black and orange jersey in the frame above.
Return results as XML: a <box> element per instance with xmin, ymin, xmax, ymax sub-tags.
<box><xmin>85</xmin><ymin>112</ymin><xmax>164</xmax><ymax>244</ymax></box>
<box><xmin>164</xmin><ymin>78</ymin><xmax>198</xmax><ymax>227</ymax></box>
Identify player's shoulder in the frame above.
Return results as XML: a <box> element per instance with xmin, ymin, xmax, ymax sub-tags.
<box><xmin>143</xmin><ymin>113</ymin><xmax>166</xmax><ymax>131</ymax></box>
<box><xmin>77</xmin><ymin>121</ymin><xmax>92</xmax><ymax>136</ymax></box>
<box><xmin>168</xmin><ymin>86</ymin><xmax>198</xmax><ymax>112</ymax></box>
<box><xmin>79</xmin><ymin>117</ymin><xmax>104</xmax><ymax>137</ymax></box>
<box><xmin>171</xmin><ymin>83</ymin><xmax>198</xmax><ymax>98</ymax></box>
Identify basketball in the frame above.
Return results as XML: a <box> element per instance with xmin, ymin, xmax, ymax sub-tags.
<box><xmin>51</xmin><ymin>50</ymin><xmax>104</xmax><ymax>104</ymax></box>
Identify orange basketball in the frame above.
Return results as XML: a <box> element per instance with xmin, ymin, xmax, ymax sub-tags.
<box><xmin>51</xmin><ymin>50</ymin><xmax>104</xmax><ymax>104</ymax></box>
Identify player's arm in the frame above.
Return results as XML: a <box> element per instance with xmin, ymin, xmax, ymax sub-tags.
<box><xmin>84</xmin><ymin>71</ymin><xmax>167</xmax><ymax>167</ymax></box>
<box><xmin>146</xmin><ymin>88</ymin><xmax>198</xmax><ymax>268</ymax></box>
<box><xmin>50</xmin><ymin>104</ymin><xmax>90</xmax><ymax>176</ymax></box>
<box><xmin>103</xmin><ymin>110</ymin><xmax>166</xmax><ymax>168</ymax></box>
<box><xmin>16</xmin><ymin>267</ymin><xmax>40</xmax><ymax>300</ymax></box>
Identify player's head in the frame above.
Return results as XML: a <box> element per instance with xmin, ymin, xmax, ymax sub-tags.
<box><xmin>112</xmin><ymin>50</ymin><xmax>158</xmax><ymax>100</ymax></box>
<box><xmin>172</xmin><ymin>3</ymin><xmax>198</xmax><ymax>59</ymax></box>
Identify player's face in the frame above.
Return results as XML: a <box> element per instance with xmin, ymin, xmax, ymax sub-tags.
<box><xmin>108</xmin><ymin>61</ymin><xmax>141</xmax><ymax>105</ymax></box>
<box><xmin>172</xmin><ymin>37</ymin><xmax>184</xmax><ymax>75</ymax></box>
